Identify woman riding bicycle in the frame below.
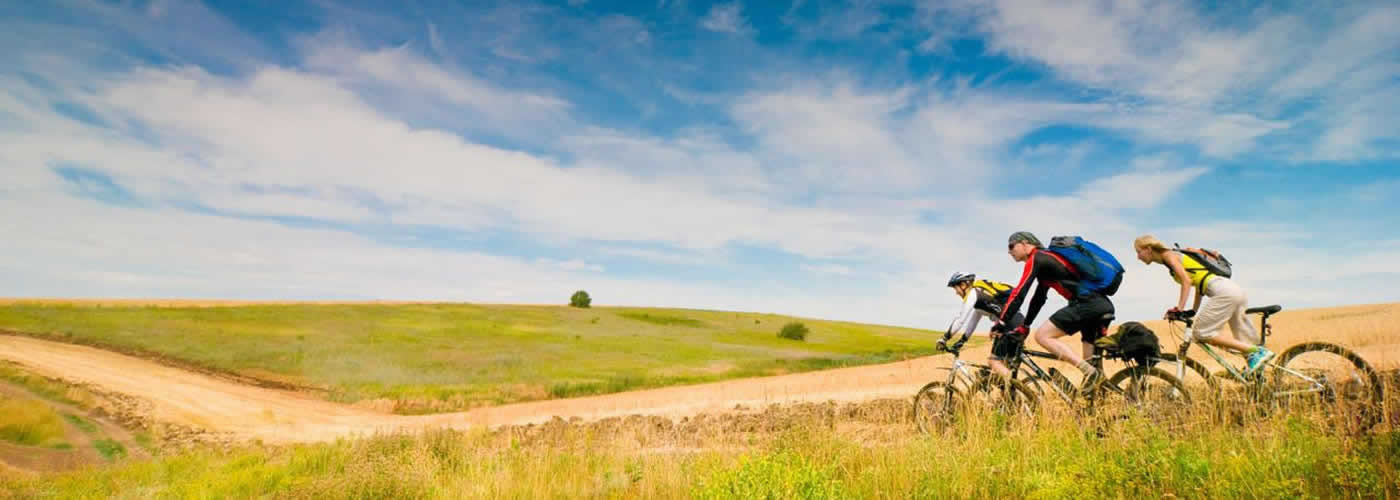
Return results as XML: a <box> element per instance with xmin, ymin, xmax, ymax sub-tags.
<box><xmin>1132</xmin><ymin>235</ymin><xmax>1274</xmax><ymax>373</ymax></box>
<box><xmin>938</xmin><ymin>272</ymin><xmax>1025</xmax><ymax>378</ymax></box>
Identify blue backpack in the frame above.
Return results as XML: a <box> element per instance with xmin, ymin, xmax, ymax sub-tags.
<box><xmin>1047</xmin><ymin>236</ymin><xmax>1125</xmax><ymax>297</ymax></box>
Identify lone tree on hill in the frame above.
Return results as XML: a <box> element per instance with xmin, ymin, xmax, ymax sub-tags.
<box><xmin>570</xmin><ymin>290</ymin><xmax>592</xmax><ymax>308</ymax></box>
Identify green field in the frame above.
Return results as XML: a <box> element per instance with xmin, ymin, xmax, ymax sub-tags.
<box><xmin>0</xmin><ymin>303</ymin><xmax>947</xmax><ymax>412</ymax></box>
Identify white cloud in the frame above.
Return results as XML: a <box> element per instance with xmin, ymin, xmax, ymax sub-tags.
<box><xmin>943</xmin><ymin>0</ymin><xmax>1399</xmax><ymax>160</ymax></box>
<box><xmin>800</xmin><ymin>263</ymin><xmax>855</xmax><ymax>276</ymax></box>
<box><xmin>701</xmin><ymin>3</ymin><xmax>754</xmax><ymax>35</ymax></box>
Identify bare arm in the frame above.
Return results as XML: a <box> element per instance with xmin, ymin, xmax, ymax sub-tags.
<box><xmin>1163</xmin><ymin>251</ymin><xmax>1193</xmax><ymax>310</ymax></box>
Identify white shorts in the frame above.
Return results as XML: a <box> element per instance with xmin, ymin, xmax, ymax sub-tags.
<box><xmin>1189</xmin><ymin>277</ymin><xmax>1260</xmax><ymax>345</ymax></box>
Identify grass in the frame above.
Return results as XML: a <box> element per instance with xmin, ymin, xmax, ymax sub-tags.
<box><xmin>0</xmin><ymin>362</ymin><xmax>92</xmax><ymax>408</ymax></box>
<box><xmin>0</xmin><ymin>396</ymin><xmax>68</xmax><ymax>448</ymax></box>
<box><xmin>62</xmin><ymin>414</ymin><xmax>98</xmax><ymax>434</ymax></box>
<box><xmin>92</xmin><ymin>439</ymin><xmax>126</xmax><ymax>461</ymax></box>
<box><xmin>0</xmin><ymin>302</ymin><xmax>948</xmax><ymax>412</ymax></box>
<box><xmin>2</xmin><ymin>398</ymin><xmax>1395</xmax><ymax>499</ymax></box>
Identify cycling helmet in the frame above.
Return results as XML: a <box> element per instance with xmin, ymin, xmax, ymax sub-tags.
<box><xmin>946</xmin><ymin>272</ymin><xmax>975</xmax><ymax>287</ymax></box>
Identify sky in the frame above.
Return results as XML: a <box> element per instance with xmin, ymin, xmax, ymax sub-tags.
<box><xmin>1</xmin><ymin>0</ymin><xmax>1398</xmax><ymax>330</ymax></box>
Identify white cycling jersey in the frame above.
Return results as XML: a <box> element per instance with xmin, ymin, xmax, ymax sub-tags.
<box><xmin>942</xmin><ymin>288</ymin><xmax>1001</xmax><ymax>346</ymax></box>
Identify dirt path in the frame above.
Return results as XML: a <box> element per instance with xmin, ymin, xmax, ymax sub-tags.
<box><xmin>0</xmin><ymin>334</ymin><xmax>999</xmax><ymax>444</ymax></box>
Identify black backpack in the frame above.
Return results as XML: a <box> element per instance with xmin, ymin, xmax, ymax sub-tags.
<box><xmin>1112</xmin><ymin>322</ymin><xmax>1161</xmax><ymax>365</ymax></box>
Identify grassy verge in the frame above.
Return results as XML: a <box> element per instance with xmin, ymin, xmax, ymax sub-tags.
<box><xmin>0</xmin><ymin>397</ymin><xmax>68</xmax><ymax>448</ymax></box>
<box><xmin>0</xmin><ymin>303</ymin><xmax>947</xmax><ymax>412</ymax></box>
<box><xmin>4</xmin><ymin>402</ymin><xmax>1395</xmax><ymax>499</ymax></box>
<box><xmin>0</xmin><ymin>362</ymin><xmax>92</xmax><ymax>408</ymax></box>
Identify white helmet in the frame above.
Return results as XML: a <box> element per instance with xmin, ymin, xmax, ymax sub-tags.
<box><xmin>946</xmin><ymin>272</ymin><xmax>975</xmax><ymax>287</ymax></box>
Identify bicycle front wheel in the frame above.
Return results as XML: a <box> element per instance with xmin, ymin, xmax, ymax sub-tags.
<box><xmin>1155</xmin><ymin>352</ymin><xmax>1219</xmax><ymax>401</ymax></box>
<box><xmin>913</xmin><ymin>381</ymin><xmax>962</xmax><ymax>434</ymax></box>
<box><xmin>1270</xmin><ymin>342</ymin><xmax>1383</xmax><ymax>432</ymax></box>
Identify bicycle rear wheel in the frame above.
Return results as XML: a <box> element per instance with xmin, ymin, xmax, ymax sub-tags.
<box><xmin>913</xmin><ymin>381</ymin><xmax>962</xmax><ymax>434</ymax></box>
<box><xmin>968</xmin><ymin>373</ymin><xmax>1040</xmax><ymax>419</ymax></box>
<box><xmin>1106</xmin><ymin>365</ymin><xmax>1193</xmax><ymax>414</ymax></box>
<box><xmin>1270</xmin><ymin>342</ymin><xmax>1383</xmax><ymax>433</ymax></box>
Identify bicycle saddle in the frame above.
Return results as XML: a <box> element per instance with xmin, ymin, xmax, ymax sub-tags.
<box><xmin>1245</xmin><ymin>305</ymin><xmax>1282</xmax><ymax>316</ymax></box>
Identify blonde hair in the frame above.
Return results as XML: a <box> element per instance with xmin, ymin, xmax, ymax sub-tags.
<box><xmin>1134</xmin><ymin>235</ymin><xmax>1170</xmax><ymax>256</ymax></box>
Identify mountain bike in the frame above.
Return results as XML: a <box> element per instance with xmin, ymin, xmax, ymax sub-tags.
<box><xmin>912</xmin><ymin>345</ymin><xmax>1039</xmax><ymax>434</ymax></box>
<box><xmin>1164</xmin><ymin>306</ymin><xmax>1383</xmax><ymax>432</ymax></box>
<box><xmin>1005</xmin><ymin>340</ymin><xmax>1192</xmax><ymax>415</ymax></box>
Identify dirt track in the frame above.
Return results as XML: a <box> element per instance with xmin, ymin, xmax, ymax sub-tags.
<box><xmin>0</xmin><ymin>335</ymin><xmax>997</xmax><ymax>445</ymax></box>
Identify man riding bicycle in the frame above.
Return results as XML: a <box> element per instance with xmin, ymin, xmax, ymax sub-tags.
<box><xmin>1001</xmin><ymin>231</ymin><xmax>1115</xmax><ymax>392</ymax></box>
<box><xmin>937</xmin><ymin>272</ymin><xmax>1025</xmax><ymax>378</ymax></box>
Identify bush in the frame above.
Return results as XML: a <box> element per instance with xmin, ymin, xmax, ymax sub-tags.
<box><xmin>777</xmin><ymin>322</ymin><xmax>808</xmax><ymax>341</ymax></box>
<box><xmin>569</xmin><ymin>290</ymin><xmax>591</xmax><ymax>308</ymax></box>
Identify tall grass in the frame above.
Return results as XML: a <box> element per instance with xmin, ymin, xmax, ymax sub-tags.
<box><xmin>4</xmin><ymin>398</ymin><xmax>1396</xmax><ymax>499</ymax></box>
<box><xmin>0</xmin><ymin>397</ymin><xmax>67</xmax><ymax>448</ymax></box>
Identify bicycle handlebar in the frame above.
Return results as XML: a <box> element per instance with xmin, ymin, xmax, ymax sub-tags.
<box><xmin>1165</xmin><ymin>310</ymin><xmax>1196</xmax><ymax>323</ymax></box>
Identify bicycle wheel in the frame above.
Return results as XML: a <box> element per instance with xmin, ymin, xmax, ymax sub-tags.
<box><xmin>1270</xmin><ymin>342</ymin><xmax>1383</xmax><ymax>432</ymax></box>
<box><xmin>968</xmin><ymin>373</ymin><xmax>1040</xmax><ymax>419</ymax></box>
<box><xmin>913</xmin><ymin>381</ymin><xmax>962</xmax><ymax>434</ymax></box>
<box><xmin>1155</xmin><ymin>352</ymin><xmax>1220</xmax><ymax>400</ymax></box>
<box><xmin>1106</xmin><ymin>365</ymin><xmax>1193</xmax><ymax>414</ymax></box>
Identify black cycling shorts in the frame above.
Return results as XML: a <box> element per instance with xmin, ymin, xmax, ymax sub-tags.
<box><xmin>1048</xmin><ymin>293</ymin><xmax>1115</xmax><ymax>343</ymax></box>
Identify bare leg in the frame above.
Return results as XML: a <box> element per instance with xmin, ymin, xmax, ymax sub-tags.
<box><xmin>1201</xmin><ymin>334</ymin><xmax>1256</xmax><ymax>356</ymax></box>
<box><xmin>1034</xmin><ymin>322</ymin><xmax>1084</xmax><ymax>366</ymax></box>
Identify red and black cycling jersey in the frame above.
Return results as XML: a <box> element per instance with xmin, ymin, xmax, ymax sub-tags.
<box><xmin>999</xmin><ymin>248</ymin><xmax>1083</xmax><ymax>326</ymax></box>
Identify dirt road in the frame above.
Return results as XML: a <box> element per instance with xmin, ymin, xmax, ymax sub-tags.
<box><xmin>0</xmin><ymin>334</ymin><xmax>995</xmax><ymax>444</ymax></box>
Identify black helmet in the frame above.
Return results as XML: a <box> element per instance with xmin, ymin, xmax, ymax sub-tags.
<box><xmin>946</xmin><ymin>272</ymin><xmax>975</xmax><ymax>287</ymax></box>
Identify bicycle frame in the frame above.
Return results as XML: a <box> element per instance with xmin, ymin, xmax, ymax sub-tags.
<box><xmin>1169</xmin><ymin>313</ymin><xmax>1332</xmax><ymax>398</ymax></box>
<box><xmin>937</xmin><ymin>357</ymin><xmax>986</xmax><ymax>390</ymax></box>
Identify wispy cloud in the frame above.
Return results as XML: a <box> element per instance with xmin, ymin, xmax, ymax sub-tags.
<box><xmin>701</xmin><ymin>2</ymin><xmax>754</xmax><ymax>35</ymax></box>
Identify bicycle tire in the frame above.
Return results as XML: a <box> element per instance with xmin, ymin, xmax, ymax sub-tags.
<box><xmin>1106</xmin><ymin>365</ymin><xmax>1193</xmax><ymax>411</ymax></box>
<box><xmin>1271</xmin><ymin>341</ymin><xmax>1384</xmax><ymax>432</ymax></box>
<box><xmin>968</xmin><ymin>373</ymin><xmax>1040</xmax><ymax>418</ymax></box>
<box><xmin>1156</xmin><ymin>352</ymin><xmax>1219</xmax><ymax>399</ymax></box>
<box><xmin>912</xmin><ymin>381</ymin><xmax>962</xmax><ymax>434</ymax></box>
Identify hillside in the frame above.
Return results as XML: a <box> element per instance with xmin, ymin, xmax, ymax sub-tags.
<box><xmin>0</xmin><ymin>300</ymin><xmax>948</xmax><ymax>413</ymax></box>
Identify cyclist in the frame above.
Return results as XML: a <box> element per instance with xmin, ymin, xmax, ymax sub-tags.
<box><xmin>1000</xmin><ymin>231</ymin><xmax>1114</xmax><ymax>391</ymax></box>
<box><xmin>1132</xmin><ymin>235</ymin><xmax>1274</xmax><ymax>372</ymax></box>
<box><xmin>936</xmin><ymin>272</ymin><xmax>1025</xmax><ymax>378</ymax></box>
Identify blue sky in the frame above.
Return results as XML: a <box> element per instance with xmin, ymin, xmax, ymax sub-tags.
<box><xmin>1</xmin><ymin>0</ymin><xmax>1397</xmax><ymax>328</ymax></box>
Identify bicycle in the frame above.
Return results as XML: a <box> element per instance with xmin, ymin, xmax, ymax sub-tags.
<box><xmin>1163</xmin><ymin>306</ymin><xmax>1384</xmax><ymax>432</ymax></box>
<box><xmin>913</xmin><ymin>329</ymin><xmax>1191</xmax><ymax>433</ymax></box>
<box><xmin>912</xmin><ymin>345</ymin><xmax>1039</xmax><ymax>434</ymax></box>
<box><xmin>1006</xmin><ymin>339</ymin><xmax>1192</xmax><ymax>415</ymax></box>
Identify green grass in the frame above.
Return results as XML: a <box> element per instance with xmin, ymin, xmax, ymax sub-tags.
<box><xmin>0</xmin><ymin>396</ymin><xmax>68</xmax><ymax>448</ymax></box>
<box><xmin>92</xmin><ymin>439</ymin><xmax>127</xmax><ymax>461</ymax></box>
<box><xmin>3</xmin><ymin>405</ymin><xmax>1395</xmax><ymax>499</ymax></box>
<box><xmin>0</xmin><ymin>303</ymin><xmax>951</xmax><ymax>412</ymax></box>
<box><xmin>0</xmin><ymin>362</ymin><xmax>88</xmax><ymax>408</ymax></box>
<box><xmin>62</xmin><ymin>414</ymin><xmax>98</xmax><ymax>434</ymax></box>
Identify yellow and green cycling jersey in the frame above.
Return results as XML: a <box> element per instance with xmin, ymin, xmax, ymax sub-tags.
<box><xmin>1170</xmin><ymin>252</ymin><xmax>1217</xmax><ymax>292</ymax></box>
